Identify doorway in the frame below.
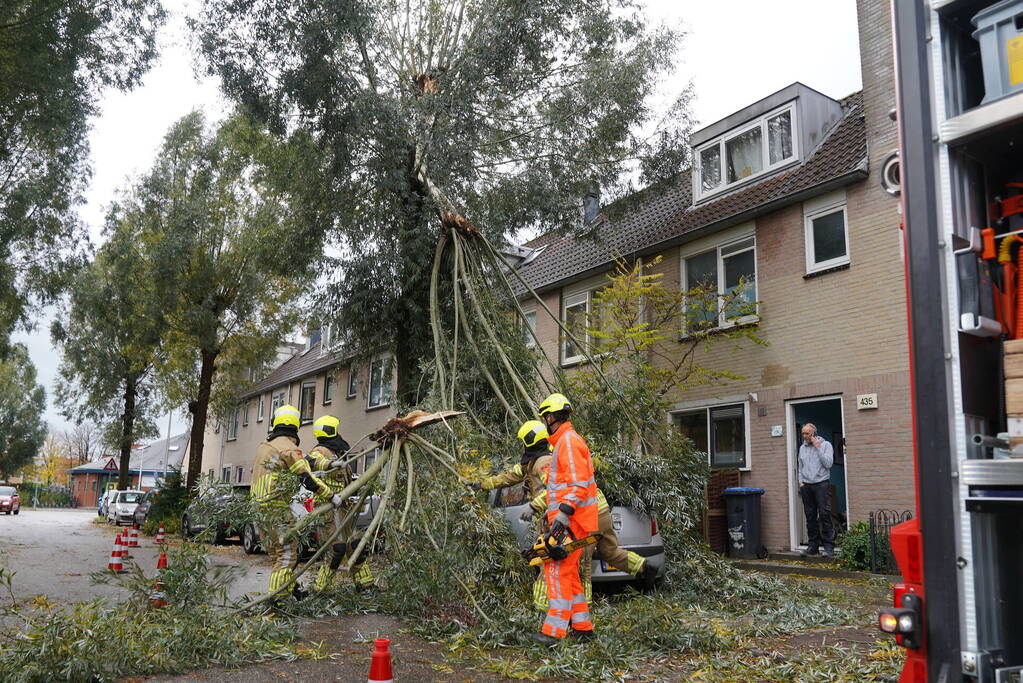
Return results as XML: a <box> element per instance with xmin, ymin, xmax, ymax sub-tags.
<box><xmin>786</xmin><ymin>396</ymin><xmax>848</xmax><ymax>550</ymax></box>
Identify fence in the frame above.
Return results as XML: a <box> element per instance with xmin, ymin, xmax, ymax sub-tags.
<box><xmin>868</xmin><ymin>508</ymin><xmax>914</xmax><ymax>574</ymax></box>
<box><xmin>17</xmin><ymin>483</ymin><xmax>76</xmax><ymax>508</ymax></box>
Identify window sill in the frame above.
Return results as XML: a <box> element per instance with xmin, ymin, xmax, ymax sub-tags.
<box><xmin>322</xmin><ymin>399</ymin><xmax>332</xmax><ymax>406</ymax></box>
<box><xmin>226</xmin><ymin>437</ymin><xmax>237</xmax><ymax>443</ymax></box>
<box><xmin>804</xmin><ymin>262</ymin><xmax>851</xmax><ymax>279</ymax></box>
<box><xmin>679</xmin><ymin>316</ymin><xmax>760</xmax><ymax>341</ymax></box>
<box><xmin>300</xmin><ymin>419</ymin><xmax>313</xmax><ymax>425</ymax></box>
<box><xmin>346</xmin><ymin>394</ymin><xmax>357</xmax><ymax>400</ymax></box>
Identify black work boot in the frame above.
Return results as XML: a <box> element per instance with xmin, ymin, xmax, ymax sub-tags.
<box><xmin>532</xmin><ymin>633</ymin><xmax>561</xmax><ymax>646</ymax></box>
<box><xmin>569</xmin><ymin>629</ymin><xmax>595</xmax><ymax>642</ymax></box>
<box><xmin>639</xmin><ymin>562</ymin><xmax>658</xmax><ymax>590</ymax></box>
<box><xmin>292</xmin><ymin>584</ymin><xmax>309</xmax><ymax>601</ymax></box>
<box><xmin>800</xmin><ymin>546</ymin><xmax>819</xmax><ymax>558</ymax></box>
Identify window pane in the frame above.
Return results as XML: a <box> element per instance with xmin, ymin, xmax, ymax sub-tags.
<box><xmin>300</xmin><ymin>385</ymin><xmax>315</xmax><ymax>421</ymax></box>
<box><xmin>674</xmin><ymin>411</ymin><xmax>708</xmax><ymax>454</ymax></box>
<box><xmin>523</xmin><ymin>310</ymin><xmax>537</xmax><ymax>346</ymax></box>
<box><xmin>700</xmin><ymin>146</ymin><xmax>721</xmax><ymax>192</ymax></box>
<box><xmin>726</xmin><ymin>127</ymin><xmax>763</xmax><ymax>183</ymax></box>
<box><xmin>722</xmin><ymin>248</ymin><xmax>756</xmax><ymax>318</ymax></box>
<box><xmin>563</xmin><ymin>300</ymin><xmax>587</xmax><ymax>359</ymax></box>
<box><xmin>369</xmin><ymin>362</ymin><xmax>383</xmax><ymax>406</ymax></box>
<box><xmin>348</xmin><ymin>366</ymin><xmax>358</xmax><ymax>397</ymax></box>
<box><xmin>324</xmin><ymin>375</ymin><xmax>334</xmax><ymax>402</ymax></box>
<box><xmin>811</xmin><ymin>209</ymin><xmax>847</xmax><ymax>264</ymax></box>
<box><xmin>710</xmin><ymin>405</ymin><xmax>745</xmax><ymax>467</ymax></box>
<box><xmin>685</xmin><ymin>250</ymin><xmax>718</xmax><ymax>328</ymax></box>
<box><xmin>768</xmin><ymin>111</ymin><xmax>793</xmax><ymax>164</ymax></box>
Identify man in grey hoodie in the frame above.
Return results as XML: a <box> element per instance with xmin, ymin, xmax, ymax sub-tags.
<box><xmin>798</xmin><ymin>423</ymin><xmax>835</xmax><ymax>557</ymax></box>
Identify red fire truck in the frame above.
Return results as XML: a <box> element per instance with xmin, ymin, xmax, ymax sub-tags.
<box><xmin>885</xmin><ymin>1</ymin><xmax>1023</xmax><ymax>681</ymax></box>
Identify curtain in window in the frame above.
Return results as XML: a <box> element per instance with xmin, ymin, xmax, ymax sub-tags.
<box><xmin>768</xmin><ymin>111</ymin><xmax>793</xmax><ymax>164</ymax></box>
<box><xmin>726</xmin><ymin>128</ymin><xmax>763</xmax><ymax>183</ymax></box>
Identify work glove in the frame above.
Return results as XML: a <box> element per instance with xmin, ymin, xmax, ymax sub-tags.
<box><xmin>330</xmin><ymin>493</ymin><xmax>346</xmax><ymax>508</ymax></box>
<box><xmin>519</xmin><ymin>509</ymin><xmax>534</xmax><ymax>523</ymax></box>
<box><xmin>550</xmin><ymin>510</ymin><xmax>571</xmax><ymax>538</ymax></box>
<box><xmin>466</xmin><ymin>481</ymin><xmax>483</xmax><ymax>492</ymax></box>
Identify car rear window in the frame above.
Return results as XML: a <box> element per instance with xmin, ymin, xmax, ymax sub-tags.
<box><xmin>495</xmin><ymin>483</ymin><xmax>528</xmax><ymax>508</ymax></box>
<box><xmin>0</xmin><ymin>486</ymin><xmax>15</xmax><ymax>495</ymax></box>
<box><xmin>120</xmin><ymin>492</ymin><xmax>142</xmax><ymax>503</ymax></box>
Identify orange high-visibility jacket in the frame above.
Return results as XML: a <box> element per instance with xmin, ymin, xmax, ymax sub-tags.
<box><xmin>544</xmin><ymin>422</ymin><xmax>598</xmax><ymax>535</ymax></box>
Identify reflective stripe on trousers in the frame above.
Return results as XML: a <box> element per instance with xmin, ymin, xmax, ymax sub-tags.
<box><xmin>542</xmin><ymin>547</ymin><xmax>593</xmax><ymax>637</ymax></box>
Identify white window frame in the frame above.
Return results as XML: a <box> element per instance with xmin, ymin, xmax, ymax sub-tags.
<box><xmin>257</xmin><ymin>394</ymin><xmax>265</xmax><ymax>422</ymax></box>
<box><xmin>804</xmin><ymin>198</ymin><xmax>850</xmax><ymax>273</ymax></box>
<box><xmin>680</xmin><ymin>235</ymin><xmax>759</xmax><ymax>332</ymax></box>
<box><xmin>323</xmin><ymin>372</ymin><xmax>334</xmax><ymax>404</ymax></box>
<box><xmin>299</xmin><ymin>382</ymin><xmax>316</xmax><ymax>424</ymax></box>
<box><xmin>694</xmin><ymin>103</ymin><xmax>799</xmax><ymax>201</ymax></box>
<box><xmin>235</xmin><ymin>466</ymin><xmax>244</xmax><ymax>483</ymax></box>
<box><xmin>367</xmin><ymin>356</ymin><xmax>392</xmax><ymax>410</ymax></box>
<box><xmin>227</xmin><ymin>409</ymin><xmax>240</xmax><ymax>441</ymax></box>
<box><xmin>268</xmin><ymin>390</ymin><xmax>285</xmax><ymax>431</ymax></box>
<box><xmin>347</xmin><ymin>364</ymin><xmax>358</xmax><ymax>399</ymax></box>
<box><xmin>560</xmin><ymin>291</ymin><xmax>591</xmax><ymax>366</ymax></box>
<box><xmin>521</xmin><ymin>306</ymin><xmax>537</xmax><ymax>348</ymax></box>
<box><xmin>670</xmin><ymin>401</ymin><xmax>752</xmax><ymax>471</ymax></box>
<box><xmin>221</xmin><ymin>465</ymin><xmax>232</xmax><ymax>482</ymax></box>
<box><xmin>242</xmin><ymin>400</ymin><xmax>250</xmax><ymax>427</ymax></box>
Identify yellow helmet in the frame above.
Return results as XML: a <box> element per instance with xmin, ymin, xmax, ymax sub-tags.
<box><xmin>313</xmin><ymin>415</ymin><xmax>341</xmax><ymax>439</ymax></box>
<box><xmin>272</xmin><ymin>404</ymin><xmax>301</xmax><ymax>428</ymax></box>
<box><xmin>517</xmin><ymin>420</ymin><xmax>549</xmax><ymax>448</ymax></box>
<box><xmin>537</xmin><ymin>393</ymin><xmax>572</xmax><ymax>417</ymax></box>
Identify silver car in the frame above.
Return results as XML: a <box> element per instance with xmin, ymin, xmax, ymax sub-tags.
<box><xmin>491</xmin><ymin>482</ymin><xmax>666</xmax><ymax>584</ymax></box>
<box><xmin>106</xmin><ymin>490</ymin><xmax>144</xmax><ymax>525</ymax></box>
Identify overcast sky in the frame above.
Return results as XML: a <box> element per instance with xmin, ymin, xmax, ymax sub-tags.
<box><xmin>15</xmin><ymin>0</ymin><xmax>863</xmax><ymax>441</ymax></box>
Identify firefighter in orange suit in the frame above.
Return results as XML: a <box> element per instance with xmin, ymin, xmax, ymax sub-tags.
<box><xmin>533</xmin><ymin>393</ymin><xmax>598</xmax><ymax>644</ymax></box>
<box><xmin>250</xmin><ymin>404</ymin><xmax>345</xmax><ymax>598</ymax></box>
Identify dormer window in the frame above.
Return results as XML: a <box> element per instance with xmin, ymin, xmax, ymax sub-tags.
<box><xmin>695</xmin><ymin>105</ymin><xmax>797</xmax><ymax>199</ymax></box>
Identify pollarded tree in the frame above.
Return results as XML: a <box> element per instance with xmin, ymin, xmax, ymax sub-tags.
<box><xmin>52</xmin><ymin>207</ymin><xmax>165</xmax><ymax>489</ymax></box>
<box><xmin>140</xmin><ymin>112</ymin><xmax>319</xmax><ymax>490</ymax></box>
<box><xmin>0</xmin><ymin>344</ymin><xmax>46</xmax><ymax>481</ymax></box>
<box><xmin>192</xmin><ymin>0</ymin><xmax>693</xmax><ymax>403</ymax></box>
<box><xmin>0</xmin><ymin>0</ymin><xmax>165</xmax><ymax>348</ymax></box>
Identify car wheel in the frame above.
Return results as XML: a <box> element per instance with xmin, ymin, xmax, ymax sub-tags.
<box><xmin>242</xmin><ymin>523</ymin><xmax>260</xmax><ymax>554</ymax></box>
<box><xmin>13</xmin><ymin>509</ymin><xmax>18</xmax><ymax>515</ymax></box>
<box><xmin>181</xmin><ymin>515</ymin><xmax>191</xmax><ymax>539</ymax></box>
<box><xmin>4</xmin><ymin>511</ymin><xmax>9</xmax><ymax>515</ymax></box>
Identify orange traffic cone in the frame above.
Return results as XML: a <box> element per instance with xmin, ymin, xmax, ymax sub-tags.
<box><xmin>119</xmin><ymin>529</ymin><xmax>132</xmax><ymax>558</ymax></box>
<box><xmin>129</xmin><ymin>524</ymin><xmax>140</xmax><ymax>548</ymax></box>
<box><xmin>156</xmin><ymin>551</ymin><xmax>168</xmax><ymax>570</ymax></box>
<box><xmin>367</xmin><ymin>638</ymin><xmax>393</xmax><ymax>683</ymax></box>
<box><xmin>107</xmin><ymin>536</ymin><xmax>126</xmax><ymax>573</ymax></box>
<box><xmin>148</xmin><ymin>577</ymin><xmax>168</xmax><ymax>608</ymax></box>
<box><xmin>154</xmin><ymin>523</ymin><xmax>165</xmax><ymax>544</ymax></box>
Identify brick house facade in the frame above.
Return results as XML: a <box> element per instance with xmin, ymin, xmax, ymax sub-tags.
<box><xmin>513</xmin><ymin>0</ymin><xmax>911</xmax><ymax>552</ymax></box>
<box><xmin>192</xmin><ymin>339</ymin><xmax>397</xmax><ymax>485</ymax></box>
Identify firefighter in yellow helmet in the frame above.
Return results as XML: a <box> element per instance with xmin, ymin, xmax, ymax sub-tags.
<box><xmin>250</xmin><ymin>404</ymin><xmax>344</xmax><ymax>598</ymax></box>
<box><xmin>307</xmin><ymin>414</ymin><xmax>375</xmax><ymax>591</ymax></box>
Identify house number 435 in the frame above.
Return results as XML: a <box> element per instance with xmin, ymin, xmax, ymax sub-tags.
<box><xmin>857</xmin><ymin>393</ymin><xmax>878</xmax><ymax>410</ymax></box>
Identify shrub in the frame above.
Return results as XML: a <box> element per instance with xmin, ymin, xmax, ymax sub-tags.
<box><xmin>837</xmin><ymin>521</ymin><xmax>874</xmax><ymax>571</ymax></box>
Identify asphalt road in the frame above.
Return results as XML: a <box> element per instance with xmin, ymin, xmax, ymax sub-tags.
<box><xmin>0</xmin><ymin>507</ymin><xmax>268</xmax><ymax>603</ymax></box>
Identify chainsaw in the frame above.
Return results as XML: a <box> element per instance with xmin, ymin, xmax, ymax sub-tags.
<box><xmin>523</xmin><ymin>531</ymin><xmax>601</xmax><ymax>566</ymax></box>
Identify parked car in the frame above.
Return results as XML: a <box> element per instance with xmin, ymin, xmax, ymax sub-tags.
<box><xmin>185</xmin><ymin>484</ymin><xmax>382</xmax><ymax>555</ymax></box>
<box><xmin>133</xmin><ymin>488</ymin><xmax>160</xmax><ymax>527</ymax></box>
<box><xmin>106</xmin><ymin>490</ymin><xmax>144</xmax><ymax>525</ymax></box>
<box><xmin>182</xmin><ymin>485</ymin><xmax>251</xmax><ymax>546</ymax></box>
<box><xmin>0</xmin><ymin>486</ymin><xmax>20</xmax><ymax>515</ymax></box>
<box><xmin>98</xmin><ymin>489</ymin><xmax>115</xmax><ymax>517</ymax></box>
<box><xmin>490</xmin><ymin>482</ymin><xmax>666</xmax><ymax>586</ymax></box>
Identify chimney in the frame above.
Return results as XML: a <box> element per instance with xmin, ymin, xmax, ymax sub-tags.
<box><xmin>583</xmin><ymin>187</ymin><xmax>600</xmax><ymax>224</ymax></box>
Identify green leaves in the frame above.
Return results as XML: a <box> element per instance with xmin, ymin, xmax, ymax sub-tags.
<box><xmin>0</xmin><ymin>344</ymin><xmax>46</xmax><ymax>479</ymax></box>
<box><xmin>0</xmin><ymin>0</ymin><xmax>166</xmax><ymax>348</ymax></box>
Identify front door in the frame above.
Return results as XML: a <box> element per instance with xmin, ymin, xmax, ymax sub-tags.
<box><xmin>787</xmin><ymin>397</ymin><xmax>848</xmax><ymax>548</ymax></box>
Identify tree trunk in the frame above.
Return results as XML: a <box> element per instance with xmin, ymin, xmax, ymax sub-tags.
<box><xmin>185</xmin><ymin>347</ymin><xmax>218</xmax><ymax>490</ymax></box>
<box><xmin>117</xmin><ymin>375</ymin><xmax>137</xmax><ymax>490</ymax></box>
